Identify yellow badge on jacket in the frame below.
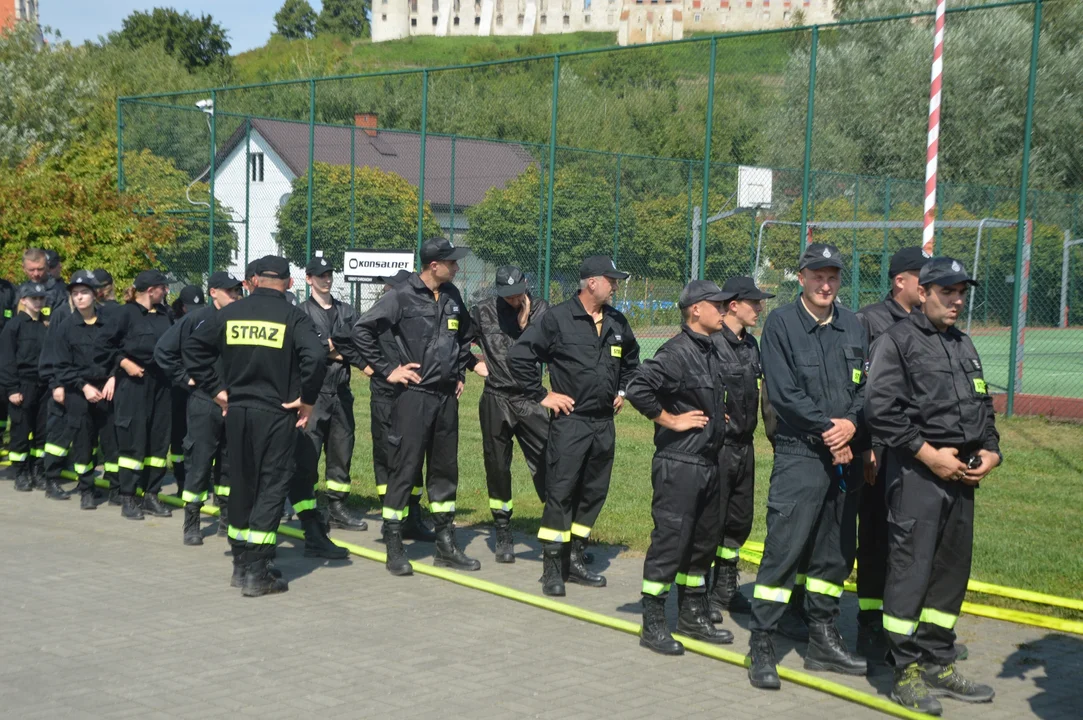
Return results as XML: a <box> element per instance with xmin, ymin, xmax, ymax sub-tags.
<box><xmin>611</xmin><ymin>345</ymin><xmax>622</xmax><ymax>358</ymax></box>
<box><xmin>226</xmin><ymin>320</ymin><xmax>286</xmax><ymax>349</ymax></box>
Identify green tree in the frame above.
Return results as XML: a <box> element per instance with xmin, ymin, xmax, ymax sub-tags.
<box><xmin>275</xmin><ymin>0</ymin><xmax>318</xmax><ymax>40</ymax></box>
<box><xmin>276</xmin><ymin>162</ymin><xmax>439</xmax><ymax>267</ymax></box>
<box><xmin>117</xmin><ymin>7</ymin><xmax>231</xmax><ymax>71</ymax></box>
<box><xmin>317</xmin><ymin>0</ymin><xmax>369</xmax><ymax>39</ymax></box>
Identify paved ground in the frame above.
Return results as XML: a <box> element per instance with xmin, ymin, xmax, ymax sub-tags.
<box><xmin>1</xmin><ymin>483</ymin><xmax>1079</xmax><ymax>720</ymax></box>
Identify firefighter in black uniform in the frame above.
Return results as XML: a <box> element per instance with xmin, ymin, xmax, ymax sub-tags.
<box><xmin>38</xmin><ymin>268</ymin><xmax>79</xmax><ymax>497</ymax></box>
<box><xmin>748</xmin><ymin>243</ymin><xmax>869</xmax><ymax>690</ymax></box>
<box><xmin>707</xmin><ymin>276</ymin><xmax>774</xmax><ymax>622</ymax></box>
<box><xmin>184</xmin><ymin>256</ymin><xmax>333</xmax><ymax>596</ymax></box>
<box><xmin>165</xmin><ymin>285</ymin><xmax>206</xmax><ymax>498</ymax></box>
<box><xmin>92</xmin><ymin>269</ymin><xmax>122</xmax><ymax>498</ymax></box>
<box><xmin>866</xmin><ymin>257</ymin><xmax>999</xmax><ymax>714</ymax></box>
<box><xmin>297</xmin><ymin>253</ymin><xmax>368</xmax><ymax>531</ymax></box>
<box><xmin>1</xmin><ymin>283</ymin><xmax>52</xmax><ymax>494</ymax></box>
<box><xmin>852</xmin><ymin>246</ymin><xmax>928</xmax><ymax>656</ymax></box>
<box><xmin>508</xmin><ymin>255</ymin><xmax>640</xmax><ymax>596</ymax></box>
<box><xmin>353</xmin><ymin>237</ymin><xmax>479</xmax><ymax>576</ymax></box>
<box><xmin>0</xmin><ymin>274</ymin><xmax>16</xmax><ymax>461</ymax></box>
<box><xmin>469</xmin><ymin>265</ymin><xmax>550</xmax><ymax>564</ymax></box>
<box><xmin>627</xmin><ymin>280</ymin><xmax>734</xmax><ymax>655</ymax></box>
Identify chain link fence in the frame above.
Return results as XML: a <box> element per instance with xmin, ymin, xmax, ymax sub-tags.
<box><xmin>117</xmin><ymin>0</ymin><xmax>1083</xmax><ymax>414</ymax></box>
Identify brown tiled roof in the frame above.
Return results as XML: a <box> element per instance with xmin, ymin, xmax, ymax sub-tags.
<box><xmin>213</xmin><ymin>117</ymin><xmax>536</xmax><ymax>209</ymax></box>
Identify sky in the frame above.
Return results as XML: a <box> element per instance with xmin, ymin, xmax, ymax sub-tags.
<box><xmin>40</xmin><ymin>0</ymin><xmax>319</xmax><ymax>54</ymax></box>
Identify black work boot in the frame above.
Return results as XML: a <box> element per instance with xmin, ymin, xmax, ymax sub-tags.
<box><xmin>402</xmin><ymin>499</ymin><xmax>437</xmax><ymax>542</ymax></box>
<box><xmin>804</xmin><ymin>621</ymin><xmax>867</xmax><ymax>676</ymax></box>
<box><xmin>216</xmin><ymin>500</ymin><xmax>229</xmax><ymax>537</ymax></box>
<box><xmin>242</xmin><ymin>549</ymin><xmax>289</xmax><ymax>598</ymax></box>
<box><xmin>13</xmin><ymin>466</ymin><xmax>31</xmax><ymax>492</ymax></box>
<box><xmin>301</xmin><ymin>510</ymin><xmax>349</xmax><ymax>560</ymax></box>
<box><xmin>493</xmin><ymin>520</ymin><xmax>515</xmax><ymax>564</ymax></box>
<box><xmin>892</xmin><ymin>663</ymin><xmax>944</xmax><ymax>715</ymax></box>
<box><xmin>108</xmin><ymin>487</ymin><xmax>122</xmax><ymax>506</ymax></box>
<box><xmin>142</xmin><ymin>491</ymin><xmax>172</xmax><ymax>517</ymax></box>
<box><xmin>640</xmin><ymin>595</ymin><xmax>684</xmax><ymax>656</ymax></box>
<box><xmin>857</xmin><ymin>613</ymin><xmax>888</xmax><ymax>662</ymax></box>
<box><xmin>383</xmin><ymin>522</ymin><xmax>413</xmax><ymax>576</ymax></box>
<box><xmin>328</xmin><ymin>498</ymin><xmax>368</xmax><ymax>531</ymax></box>
<box><xmin>748</xmin><ymin>631</ymin><xmax>782</xmax><ymax>689</ymax></box>
<box><xmin>230</xmin><ymin>543</ymin><xmax>245</xmax><ymax>587</ymax></box>
<box><xmin>539</xmin><ymin>545</ymin><xmax>566</xmax><ymax>597</ymax></box>
<box><xmin>121</xmin><ymin>494</ymin><xmax>145</xmax><ymax>520</ymax></box>
<box><xmin>44</xmin><ymin>478</ymin><xmax>71</xmax><ymax>500</ymax></box>
<box><xmin>710</xmin><ymin>558</ymin><xmax>752</xmax><ymax>621</ymax></box>
<box><xmin>80</xmin><ymin>489</ymin><xmax>97</xmax><ymax>510</ymax></box>
<box><xmin>30</xmin><ymin>461</ymin><xmax>45</xmax><ymax>490</ymax></box>
<box><xmin>434</xmin><ymin>519</ymin><xmax>481</xmax><ymax>571</ymax></box>
<box><xmin>676</xmin><ymin>587</ymin><xmax>734</xmax><ymax>644</ymax></box>
<box><xmin>921</xmin><ymin>662</ymin><xmax>994</xmax><ymax>703</ymax></box>
<box><xmin>183</xmin><ymin>503</ymin><xmax>203</xmax><ymax>546</ymax></box>
<box><xmin>567</xmin><ymin>538</ymin><xmax>605</xmax><ymax>587</ymax></box>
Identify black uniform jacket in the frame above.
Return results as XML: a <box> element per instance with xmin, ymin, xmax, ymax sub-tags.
<box><xmin>53</xmin><ymin>306</ymin><xmax>124</xmax><ymax>392</ymax></box>
<box><xmin>713</xmin><ymin>324</ymin><xmax>762</xmax><ymax>444</ymax></box>
<box><xmin>155</xmin><ymin>304</ymin><xmax>221</xmax><ymax>401</ymax></box>
<box><xmin>115</xmin><ymin>301</ymin><xmax>173</xmax><ymax>375</ymax></box>
<box><xmin>469</xmin><ymin>294</ymin><xmax>549</xmax><ymax>394</ymax></box>
<box><xmin>38</xmin><ymin>303</ymin><xmax>73</xmax><ymax>392</ymax></box>
<box><xmin>0</xmin><ymin>312</ymin><xmax>47</xmax><ymax>393</ymax></box>
<box><xmin>857</xmin><ymin>294</ymin><xmax>911</xmax><ymax>345</ymax></box>
<box><xmin>626</xmin><ymin>325</ymin><xmax>728</xmax><ymax>464</ymax></box>
<box><xmin>40</xmin><ymin>277</ymin><xmax>68</xmax><ymax>320</ymax></box>
<box><xmin>865</xmin><ymin>310</ymin><xmax>1000</xmax><ymax>458</ymax></box>
<box><xmin>183</xmin><ymin>287</ymin><xmax>328</xmax><ymax>413</ymax></box>
<box><xmin>761</xmin><ymin>297</ymin><xmax>868</xmax><ymax>456</ymax></box>
<box><xmin>508</xmin><ymin>294</ymin><xmax>640</xmax><ymax>418</ymax></box>
<box><xmin>300</xmin><ymin>295</ymin><xmax>365</xmax><ymax>394</ymax></box>
<box><xmin>0</xmin><ymin>280</ymin><xmax>16</xmax><ymax>331</ymax></box>
<box><xmin>352</xmin><ymin>273</ymin><xmax>473</xmax><ymax>394</ymax></box>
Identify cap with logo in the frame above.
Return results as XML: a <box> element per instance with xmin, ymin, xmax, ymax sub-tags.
<box><xmin>67</xmin><ymin>269</ymin><xmax>101</xmax><ymax>290</ymax></box>
<box><xmin>495</xmin><ymin>265</ymin><xmax>528</xmax><ymax>298</ymax></box>
<box><xmin>579</xmin><ymin>255</ymin><xmax>630</xmax><ymax>280</ymax></box>
<box><xmin>375</xmin><ymin>269</ymin><xmax>412</xmax><ymax>286</ymax></box>
<box><xmin>133</xmin><ymin>269</ymin><xmax>170</xmax><ymax>291</ymax></box>
<box><xmin>44</xmin><ymin>249</ymin><xmax>61</xmax><ymax>269</ymax></box>
<box><xmin>919</xmin><ymin>256</ymin><xmax>977</xmax><ymax>288</ymax></box>
<box><xmin>888</xmin><ymin>246</ymin><xmax>932</xmax><ymax>278</ymax></box>
<box><xmin>208</xmin><ymin>271</ymin><xmax>242</xmax><ymax>290</ymax></box>
<box><xmin>179</xmin><ymin>285</ymin><xmax>204</xmax><ymax>307</ymax></box>
<box><xmin>18</xmin><ymin>282</ymin><xmax>48</xmax><ymax>300</ymax></box>
<box><xmin>244</xmin><ymin>258</ymin><xmax>264</xmax><ymax>279</ymax></box>
<box><xmin>798</xmin><ymin>243</ymin><xmax>845</xmax><ymax>271</ymax></box>
<box><xmin>420</xmin><ymin>237</ymin><xmax>469</xmax><ymax>265</ymax></box>
<box><xmin>305</xmin><ymin>254</ymin><xmax>334</xmax><ymax>276</ymax></box>
<box><xmin>721</xmin><ymin>276</ymin><xmax>776</xmax><ymax>301</ymax></box>
<box><xmin>678</xmin><ymin>280</ymin><xmax>733</xmax><ymax>309</ymax></box>
<box><xmin>258</xmin><ymin>255</ymin><xmax>291</xmax><ymax>279</ymax></box>
<box><xmin>92</xmin><ymin>268</ymin><xmax>114</xmax><ymax>286</ymax></box>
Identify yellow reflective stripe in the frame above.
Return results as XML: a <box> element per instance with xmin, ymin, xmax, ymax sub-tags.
<box><xmin>293</xmin><ymin>498</ymin><xmax>317</xmax><ymax>513</ymax></box>
<box><xmin>974</xmin><ymin>378</ymin><xmax>987</xmax><ymax>394</ymax></box>
<box><xmin>247</xmin><ymin>529</ymin><xmax>276</xmax><ymax>545</ymax></box>
<box><xmin>794</xmin><ymin>573</ymin><xmax>807</xmax><ymax>586</ymax></box>
<box><xmin>716</xmin><ymin>546</ymin><xmax>739</xmax><ymax>560</ymax></box>
<box><xmin>676</xmin><ymin>573</ymin><xmax>706</xmax><ymax>588</ymax></box>
<box><xmin>537</xmin><ymin>527</ymin><xmax>571</xmax><ymax>543</ymax></box>
<box><xmin>72</xmin><ymin>463</ymin><xmax>93</xmax><ymax>474</ymax></box>
<box><xmin>227</xmin><ymin>525</ymin><xmax>247</xmax><ymax>541</ymax></box>
<box><xmin>325</xmin><ymin>480</ymin><xmax>351</xmax><ymax>493</ymax></box>
<box><xmin>7</xmin><ymin>452</ymin><xmax>28</xmax><ymax>462</ymax></box>
<box><xmin>883</xmin><ymin>614</ymin><xmax>919</xmax><ymax>636</ymax></box>
<box><xmin>103</xmin><ymin>463</ymin><xmax>119</xmax><ymax>473</ymax></box>
<box><xmin>570</xmin><ymin>523</ymin><xmax>591</xmax><ymax>538</ymax></box>
<box><xmin>919</xmin><ymin>608</ymin><xmax>959</xmax><ymax>630</ymax></box>
<box><xmin>410</xmin><ymin>485</ymin><xmax>422</xmax><ymax>496</ymax></box>
<box><xmin>144</xmin><ymin>456</ymin><xmax>167</xmax><ymax>468</ymax></box>
<box><xmin>169</xmin><ymin>454</ymin><xmax>185</xmax><ymax>463</ymax></box>
<box><xmin>44</xmin><ymin>443</ymin><xmax>69</xmax><ymax>457</ymax></box>
<box><xmin>806</xmin><ymin>577</ymin><xmax>844</xmax><ymax>598</ymax></box>
<box><xmin>213</xmin><ymin>485</ymin><xmax>230</xmax><ymax>497</ymax></box>
<box><xmin>430</xmin><ymin>501</ymin><xmax>455</xmax><ymax>514</ymax></box>
<box><xmin>135</xmin><ymin>488</ymin><xmax>145</xmax><ymax>497</ymax></box>
<box><xmin>753</xmin><ymin>585</ymin><xmax>792</xmax><ymax>603</ymax></box>
<box><xmin>29</xmin><ymin>448</ymin><xmax>45</xmax><ymax>458</ymax></box>
<box><xmin>181</xmin><ymin>490</ymin><xmax>208</xmax><ymax>503</ymax></box>
<box><xmin>859</xmin><ymin>598</ymin><xmax>884</xmax><ymax>611</ymax></box>
<box><xmin>118</xmin><ymin>456</ymin><xmax>143</xmax><ymax>470</ymax></box>
<box><xmin>489</xmin><ymin>498</ymin><xmax>513</xmax><ymax>512</ymax></box>
<box><xmin>61</xmin><ymin>470</ymin><xmax>79</xmax><ymax>481</ymax></box>
<box><xmin>376</xmin><ymin>484</ymin><xmax>388</xmax><ymax>495</ymax></box>
<box><xmin>382</xmin><ymin>507</ymin><xmax>407</xmax><ymax>521</ymax></box>
<box><xmin>642</xmin><ymin>580</ymin><xmax>671</xmax><ymax>596</ymax></box>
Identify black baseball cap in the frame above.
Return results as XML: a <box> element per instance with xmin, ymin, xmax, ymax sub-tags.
<box><xmin>375</xmin><ymin>269</ymin><xmax>411</xmax><ymax>286</ymax></box>
<box><xmin>495</xmin><ymin>265</ymin><xmax>528</xmax><ymax>298</ymax></box>
<box><xmin>888</xmin><ymin>247</ymin><xmax>932</xmax><ymax>278</ymax></box>
<box><xmin>18</xmin><ymin>282</ymin><xmax>48</xmax><ymax>300</ymax></box>
<box><xmin>678</xmin><ymin>280</ymin><xmax>733</xmax><ymax>309</ymax></box>
<box><xmin>305</xmin><ymin>254</ymin><xmax>334</xmax><ymax>276</ymax></box>
<box><xmin>244</xmin><ymin>258</ymin><xmax>264</xmax><ymax>279</ymax></box>
<box><xmin>92</xmin><ymin>268</ymin><xmax>114</xmax><ymax>286</ymax></box>
<box><xmin>258</xmin><ymin>255</ymin><xmax>290</xmax><ymax>279</ymax></box>
<box><xmin>44</xmin><ymin>249</ymin><xmax>61</xmax><ymax>269</ymax></box>
<box><xmin>208</xmin><ymin>271</ymin><xmax>242</xmax><ymax>290</ymax></box>
<box><xmin>721</xmin><ymin>276</ymin><xmax>775</xmax><ymax>301</ymax></box>
<box><xmin>133</xmin><ymin>269</ymin><xmax>169</xmax><ymax>291</ymax></box>
<box><xmin>798</xmin><ymin>243</ymin><xmax>845</xmax><ymax>271</ymax></box>
<box><xmin>580</xmin><ymin>255</ymin><xmax>630</xmax><ymax>280</ymax></box>
<box><xmin>919</xmin><ymin>256</ymin><xmax>977</xmax><ymax>288</ymax></box>
<box><xmin>179</xmin><ymin>285</ymin><xmax>204</xmax><ymax>307</ymax></box>
<box><xmin>420</xmin><ymin>237</ymin><xmax>469</xmax><ymax>265</ymax></box>
<box><xmin>67</xmin><ymin>269</ymin><xmax>100</xmax><ymax>290</ymax></box>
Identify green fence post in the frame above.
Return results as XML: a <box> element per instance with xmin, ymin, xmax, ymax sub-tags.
<box><xmin>305</xmin><ymin>80</ymin><xmax>316</xmax><ymax>267</ymax></box>
<box><xmin>449</xmin><ymin>135</ymin><xmax>457</xmax><ymax>243</ymax></box>
<box><xmin>244</xmin><ymin>117</ymin><xmax>251</xmax><ymax>271</ymax></box>
<box><xmin>543</xmin><ymin>57</ymin><xmax>560</xmax><ymax>302</ymax></box>
<box><xmin>1007</xmin><ymin>0</ymin><xmax>1042</xmax><ymax>417</ymax></box>
<box><xmin>537</xmin><ymin>155</ymin><xmax>546</xmax><ymax>284</ymax></box>
<box><xmin>350</xmin><ymin>123</ymin><xmax>356</xmax><ymax>248</ymax></box>
<box><xmin>613</xmin><ymin>153</ymin><xmax>622</xmax><ymax>260</ymax></box>
<box><xmin>685</xmin><ymin>160</ymin><xmax>694</xmax><ymax>282</ymax></box>
<box><xmin>880</xmin><ymin>178</ymin><xmax>891</xmax><ymax>296</ymax></box>
<box><xmin>208</xmin><ymin>89</ymin><xmax>217</xmax><ymax>277</ymax></box>
<box><xmin>851</xmin><ymin>175</ymin><xmax>860</xmax><ymax>309</ymax></box>
<box><xmin>116</xmin><ymin>101</ymin><xmax>125</xmax><ymax>193</ymax></box>
<box><xmin>799</xmin><ymin>26</ymin><xmax>820</xmax><ymax>253</ymax></box>
<box><xmin>417</xmin><ymin>70</ymin><xmax>430</xmax><ymax>261</ymax></box>
<box><xmin>699</xmin><ymin>37</ymin><xmax>718</xmax><ymax>281</ymax></box>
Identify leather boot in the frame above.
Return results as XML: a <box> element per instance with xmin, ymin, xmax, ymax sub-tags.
<box><xmin>328</xmin><ymin>499</ymin><xmax>368</xmax><ymax>531</ymax></box>
<box><xmin>804</xmin><ymin>621</ymin><xmax>867</xmax><ymax>676</ymax></box>
<box><xmin>80</xmin><ymin>488</ymin><xmax>97</xmax><ymax>510</ymax></box>
<box><xmin>13</xmin><ymin>466</ymin><xmax>31</xmax><ymax>492</ymax></box>
<box><xmin>230</xmin><ymin>543</ymin><xmax>245</xmax><ymax>587</ymax></box>
<box><xmin>402</xmin><ymin>500</ymin><xmax>437</xmax><ymax>542</ymax></box>
<box><xmin>301</xmin><ymin>510</ymin><xmax>349</xmax><ymax>559</ymax></box>
<box><xmin>921</xmin><ymin>662</ymin><xmax>994</xmax><ymax>703</ymax></box>
<box><xmin>121</xmin><ymin>494</ymin><xmax>145</xmax><ymax>520</ymax></box>
<box><xmin>710</xmin><ymin>558</ymin><xmax>752</xmax><ymax>621</ymax></box>
<box><xmin>539</xmin><ymin>544</ymin><xmax>566</xmax><ymax>597</ymax></box>
<box><xmin>567</xmin><ymin>538</ymin><xmax>605</xmax><ymax>587</ymax></box>
<box><xmin>383</xmin><ymin>522</ymin><xmax>413</xmax><ymax>576</ymax></box>
<box><xmin>857</xmin><ymin>613</ymin><xmax>888</xmax><ymax>662</ymax></box>
<box><xmin>108</xmin><ymin>487</ymin><xmax>122</xmax><ymax>506</ymax></box>
<box><xmin>242</xmin><ymin>548</ymin><xmax>289</xmax><ymax>597</ymax></box>
<box><xmin>493</xmin><ymin>520</ymin><xmax>515</xmax><ymax>563</ymax></box>
<box><xmin>676</xmin><ymin>587</ymin><xmax>734</xmax><ymax>644</ymax></box>
<box><xmin>434</xmin><ymin>521</ymin><xmax>481</xmax><ymax>571</ymax></box>
<box><xmin>183</xmin><ymin>503</ymin><xmax>203</xmax><ymax>546</ymax></box>
<box><xmin>44</xmin><ymin>478</ymin><xmax>71</xmax><ymax>500</ymax></box>
<box><xmin>640</xmin><ymin>595</ymin><xmax>684</xmax><ymax>656</ymax></box>
<box><xmin>748</xmin><ymin>631</ymin><xmax>782</xmax><ymax>689</ymax></box>
<box><xmin>30</xmin><ymin>461</ymin><xmax>45</xmax><ymax>490</ymax></box>
<box><xmin>216</xmin><ymin>500</ymin><xmax>229</xmax><ymax>537</ymax></box>
<box><xmin>142</xmin><ymin>492</ymin><xmax>172</xmax><ymax>517</ymax></box>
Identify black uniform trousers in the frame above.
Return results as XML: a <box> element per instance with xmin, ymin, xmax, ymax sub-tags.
<box><xmin>297</xmin><ymin>385</ymin><xmax>355</xmax><ymax>502</ymax></box>
<box><xmin>856</xmin><ymin>449</ymin><xmax>889</xmax><ymax>623</ymax></box>
<box><xmin>225</xmin><ymin>406</ymin><xmax>296</xmax><ymax>555</ymax></box>
<box><xmin>716</xmin><ymin>440</ymin><xmax>755</xmax><ymax>561</ymax></box>
<box><xmin>43</xmin><ymin>396</ymin><xmax>78</xmax><ymax>483</ymax></box>
<box><xmin>537</xmin><ymin>413</ymin><xmax>615</xmax><ymax>545</ymax></box>
<box><xmin>479</xmin><ymin>388</ymin><xmax>548</xmax><ymax>521</ymax></box>
<box><xmin>7</xmin><ymin>381</ymin><xmax>49</xmax><ymax>469</ymax></box>
<box><xmin>169</xmin><ymin>386</ymin><xmax>188</xmax><ymax>492</ymax></box>
<box><xmin>751</xmin><ymin>449</ymin><xmax>850</xmax><ymax>631</ymax></box>
<box><xmin>182</xmin><ymin>393</ymin><xmax>229</xmax><ymax>505</ymax></box>
<box><xmin>370</xmin><ymin>389</ymin><xmax>423</xmax><ymax>505</ymax></box>
<box><xmin>641</xmin><ymin>454</ymin><xmax>721</xmax><ymax>597</ymax></box>
<box><xmin>383</xmin><ymin>387</ymin><xmax>458</xmax><ymax>525</ymax></box>
<box><xmin>65</xmin><ymin>390</ymin><xmax>113</xmax><ymax>492</ymax></box>
<box><xmin>114</xmin><ymin>372</ymin><xmax>172</xmax><ymax>497</ymax></box>
<box><xmin>97</xmin><ymin>400</ymin><xmax>120</xmax><ymax>493</ymax></box>
<box><xmin>882</xmin><ymin>449</ymin><xmax>973</xmax><ymax>668</ymax></box>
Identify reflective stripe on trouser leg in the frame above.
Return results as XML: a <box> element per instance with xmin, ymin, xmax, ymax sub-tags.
<box><xmin>224</xmin><ymin>406</ymin><xmax>293</xmax><ymax>557</ymax></box>
<box><xmin>642</xmin><ymin>580</ymin><xmax>671</xmax><ymax>596</ymax></box>
<box><xmin>182</xmin><ymin>490</ymin><xmax>208</xmax><ymax>504</ymax></box>
<box><xmin>540</xmin><ymin>415</ymin><xmax>614</xmax><ymax>546</ymax></box>
<box><xmin>480</xmin><ymin>391</ymin><xmax>515</xmax><ymax>518</ymax></box>
<box><xmin>859</xmin><ymin>598</ymin><xmax>884</xmax><ymax>611</ymax></box>
<box><xmin>805</xmin><ymin>577</ymin><xmax>844</xmax><ymax>598</ymax></box>
<box><xmin>185</xmin><ymin>393</ymin><xmax>226</xmax><ymax>505</ymax></box>
<box><xmin>321</xmin><ymin>387</ymin><xmax>356</xmax><ymax>500</ymax></box>
<box><xmin>716</xmin><ymin>546</ymin><xmax>739</xmax><ymax>561</ymax></box>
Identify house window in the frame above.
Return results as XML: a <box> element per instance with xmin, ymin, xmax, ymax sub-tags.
<box><xmin>496</xmin><ymin>13</ymin><xmax>504</xmax><ymax>25</ymax></box>
<box><xmin>563</xmin><ymin>14</ymin><xmax>570</xmax><ymax>26</ymax></box>
<box><xmin>454</xmin><ymin>15</ymin><xmax>461</xmax><ymax>24</ymax></box>
<box><xmin>250</xmin><ymin>152</ymin><xmax>265</xmax><ymax>183</ymax></box>
<box><xmin>453</xmin><ymin>0</ymin><xmax>460</xmax><ymax>12</ymax></box>
<box><xmin>540</xmin><ymin>13</ymin><xmax>546</xmax><ymax>24</ymax></box>
<box><xmin>517</xmin><ymin>13</ymin><xmax>524</xmax><ymax>25</ymax></box>
<box><xmin>411</xmin><ymin>17</ymin><xmax>418</xmax><ymax>24</ymax></box>
<box><xmin>584</xmin><ymin>13</ymin><xmax>590</xmax><ymax>23</ymax></box>
<box><xmin>584</xmin><ymin>0</ymin><xmax>591</xmax><ymax>7</ymax></box>
<box><xmin>694</xmin><ymin>12</ymin><xmax>701</xmax><ymax>20</ymax></box>
<box><xmin>432</xmin><ymin>0</ymin><xmax>439</xmax><ymax>11</ymax></box>
<box><xmin>475</xmin><ymin>15</ymin><xmax>481</xmax><ymax>23</ymax></box>
<box><xmin>410</xmin><ymin>0</ymin><xmax>418</xmax><ymax>10</ymax></box>
<box><xmin>382</xmin><ymin>14</ymin><xmax>387</xmax><ymax>21</ymax></box>
<box><xmin>433</xmin><ymin>15</ymin><xmax>439</xmax><ymax>24</ymax></box>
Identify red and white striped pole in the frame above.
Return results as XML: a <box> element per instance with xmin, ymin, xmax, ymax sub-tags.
<box><xmin>922</xmin><ymin>0</ymin><xmax>946</xmax><ymax>256</ymax></box>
